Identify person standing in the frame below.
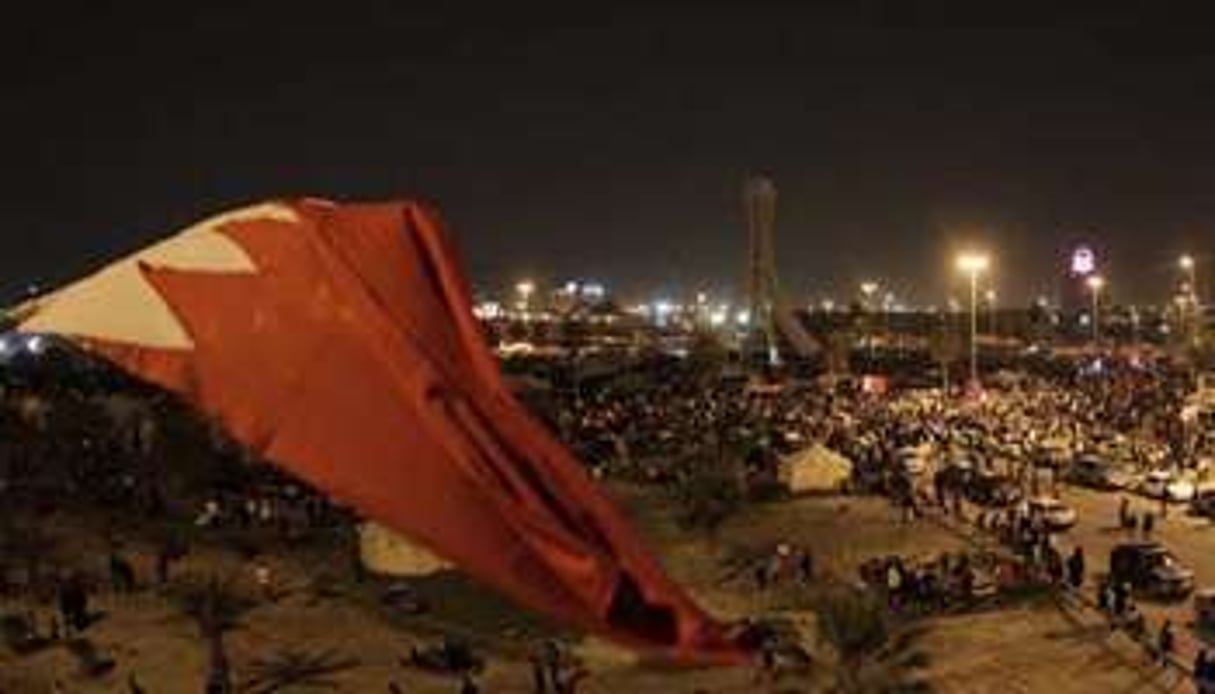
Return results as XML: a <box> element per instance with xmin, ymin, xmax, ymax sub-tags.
<box><xmin>1195</xmin><ymin>648</ymin><xmax>1213</xmax><ymax>693</ymax></box>
<box><xmin>1066</xmin><ymin>546</ymin><xmax>1085</xmax><ymax>590</ymax></box>
<box><xmin>797</xmin><ymin>548</ymin><xmax>815</xmax><ymax>584</ymax></box>
<box><xmin>753</xmin><ymin>562</ymin><xmax>768</xmax><ymax>591</ymax></box>
<box><xmin>155</xmin><ymin>544</ymin><xmax>173</xmax><ymax>586</ymax></box>
<box><xmin>1113</xmin><ymin>581</ymin><xmax>1129</xmax><ymax>617</ymax></box>
<box><xmin>1157</xmin><ymin>619</ymin><xmax>1175</xmax><ymax>664</ymax></box>
<box><xmin>530</xmin><ymin>653</ymin><xmax>549</xmax><ymax>693</ymax></box>
<box><xmin>250</xmin><ymin>560</ymin><xmax>276</xmax><ymax>602</ymax></box>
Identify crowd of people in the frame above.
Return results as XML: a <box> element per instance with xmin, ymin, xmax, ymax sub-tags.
<box><xmin>3</xmin><ymin>342</ymin><xmax>1215</xmax><ymax>690</ymax></box>
<box><xmin>540</xmin><ymin>352</ymin><xmax>1212</xmax><ymax>520</ymax></box>
<box><xmin>540</xmin><ymin>351</ymin><xmax>1214</xmax><ymax>687</ymax></box>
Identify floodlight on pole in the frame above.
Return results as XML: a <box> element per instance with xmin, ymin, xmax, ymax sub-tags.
<box><xmin>859</xmin><ymin>281</ymin><xmax>879</xmax><ymax>358</ymax></box>
<box><xmin>955</xmin><ymin>252</ymin><xmax>990</xmax><ymax>388</ymax></box>
<box><xmin>1178</xmin><ymin>254</ymin><xmax>1200</xmax><ymax>347</ymax></box>
<box><xmin>1179</xmin><ymin>254</ymin><xmax>1198</xmax><ymax>301</ymax></box>
<box><xmin>1086</xmin><ymin>274</ymin><xmax>1105</xmax><ymax>343</ymax></box>
<box><xmin>514</xmin><ymin>279</ymin><xmax>537</xmax><ymax>320</ymax></box>
<box><xmin>859</xmin><ymin>281</ymin><xmax>879</xmax><ymax>303</ymax></box>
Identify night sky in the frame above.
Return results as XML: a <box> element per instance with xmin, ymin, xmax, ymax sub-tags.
<box><xmin>5</xmin><ymin>4</ymin><xmax>1215</xmax><ymax>306</ymax></box>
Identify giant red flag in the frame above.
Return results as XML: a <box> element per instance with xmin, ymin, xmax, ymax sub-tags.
<box><xmin>18</xmin><ymin>199</ymin><xmax>745</xmax><ymax>662</ymax></box>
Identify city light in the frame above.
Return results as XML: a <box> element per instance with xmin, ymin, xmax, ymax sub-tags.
<box><xmin>1085</xmin><ymin>274</ymin><xmax>1105</xmax><ymax>292</ymax></box>
<box><xmin>514</xmin><ymin>280</ymin><xmax>537</xmax><ymax>316</ymax></box>
<box><xmin>473</xmin><ymin>301</ymin><xmax>503</xmax><ymax>320</ymax></box>
<box><xmin>736</xmin><ymin>310</ymin><xmax>751</xmax><ymax>326</ymax></box>
<box><xmin>955</xmin><ymin>252</ymin><xmax>990</xmax><ymax>274</ymax></box>
<box><xmin>1177</xmin><ymin>254</ymin><xmax>1201</xmax><ymax>347</ymax></box>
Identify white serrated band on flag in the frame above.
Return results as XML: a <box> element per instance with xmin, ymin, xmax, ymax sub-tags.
<box><xmin>19</xmin><ymin>202</ymin><xmax>299</xmax><ymax>350</ymax></box>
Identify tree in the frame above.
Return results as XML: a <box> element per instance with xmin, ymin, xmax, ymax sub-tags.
<box><xmin>169</xmin><ymin>575</ymin><xmax>258</xmax><ymax>694</ymax></box>
<box><xmin>812</xmin><ymin>587</ymin><xmax>932</xmax><ymax>693</ymax></box>
<box><xmin>240</xmin><ymin>647</ymin><xmax>359</xmax><ymax>693</ymax></box>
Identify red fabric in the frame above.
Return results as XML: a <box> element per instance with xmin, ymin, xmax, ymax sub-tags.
<box><xmin>66</xmin><ymin>200</ymin><xmax>745</xmax><ymax>662</ymax></box>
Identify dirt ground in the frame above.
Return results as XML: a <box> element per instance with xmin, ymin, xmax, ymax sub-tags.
<box><xmin>0</xmin><ymin>486</ymin><xmax>1187</xmax><ymax>692</ymax></box>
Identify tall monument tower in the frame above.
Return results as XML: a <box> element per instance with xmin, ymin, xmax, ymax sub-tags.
<box><xmin>743</xmin><ymin>175</ymin><xmax>819</xmax><ymax>366</ymax></box>
<box><xmin>744</xmin><ymin>176</ymin><xmax>781</xmax><ymax>364</ymax></box>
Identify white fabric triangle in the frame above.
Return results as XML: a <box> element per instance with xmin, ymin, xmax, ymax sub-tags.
<box><xmin>19</xmin><ymin>202</ymin><xmax>299</xmax><ymax>349</ymax></box>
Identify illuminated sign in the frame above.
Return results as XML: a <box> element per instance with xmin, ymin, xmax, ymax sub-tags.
<box><xmin>1071</xmin><ymin>246</ymin><xmax>1096</xmax><ymax>276</ymax></box>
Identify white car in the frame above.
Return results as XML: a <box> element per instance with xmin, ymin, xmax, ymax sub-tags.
<box><xmin>1028</xmin><ymin>496</ymin><xmax>1078</xmax><ymax>531</ymax></box>
<box><xmin>1139</xmin><ymin>470</ymin><xmax>1196</xmax><ymax>502</ymax></box>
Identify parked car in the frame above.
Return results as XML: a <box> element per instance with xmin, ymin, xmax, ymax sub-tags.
<box><xmin>1028</xmin><ymin>496</ymin><xmax>1077</xmax><ymax>531</ymax></box>
<box><xmin>1109</xmin><ymin>542</ymin><xmax>1195</xmax><ymax>600</ymax></box>
<box><xmin>1139</xmin><ymin>470</ymin><xmax>1196</xmax><ymax>502</ymax></box>
<box><xmin>1190</xmin><ymin>488</ymin><xmax>1215</xmax><ymax>517</ymax></box>
<box><xmin>1068</xmin><ymin>455</ymin><xmax>1135</xmax><ymax>490</ymax></box>
<box><xmin>1195</xmin><ymin>588</ymin><xmax>1215</xmax><ymax>632</ymax></box>
<box><xmin>965</xmin><ymin>472</ymin><xmax>1022</xmax><ymax>507</ymax></box>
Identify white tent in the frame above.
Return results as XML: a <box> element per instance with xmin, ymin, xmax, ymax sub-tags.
<box><xmin>358</xmin><ymin>521</ymin><xmax>452</xmax><ymax>577</ymax></box>
<box><xmin>779</xmin><ymin>445</ymin><xmax>853</xmax><ymax>494</ymax></box>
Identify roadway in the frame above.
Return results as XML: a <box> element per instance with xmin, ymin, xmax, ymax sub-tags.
<box><xmin>1024</xmin><ymin>483</ymin><xmax>1215</xmax><ymax>667</ymax></box>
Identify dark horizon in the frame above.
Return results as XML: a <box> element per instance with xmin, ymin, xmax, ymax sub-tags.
<box><xmin>5</xmin><ymin>4</ymin><xmax>1215</xmax><ymax>307</ymax></box>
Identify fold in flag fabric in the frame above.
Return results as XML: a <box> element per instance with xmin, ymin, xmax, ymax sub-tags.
<box><xmin>18</xmin><ymin>199</ymin><xmax>746</xmax><ymax>662</ymax></box>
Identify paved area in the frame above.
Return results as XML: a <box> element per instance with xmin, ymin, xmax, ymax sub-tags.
<box><xmin>0</xmin><ymin>489</ymin><xmax>1200</xmax><ymax>692</ymax></box>
<box><xmin>1057</xmin><ymin>485</ymin><xmax>1215</xmax><ymax>663</ymax></box>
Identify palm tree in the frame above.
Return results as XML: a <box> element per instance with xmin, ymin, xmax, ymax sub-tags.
<box><xmin>813</xmin><ymin>587</ymin><xmax>932</xmax><ymax>693</ymax></box>
<box><xmin>240</xmin><ymin>647</ymin><xmax>359</xmax><ymax>693</ymax></box>
<box><xmin>169</xmin><ymin>575</ymin><xmax>257</xmax><ymax>694</ymax></box>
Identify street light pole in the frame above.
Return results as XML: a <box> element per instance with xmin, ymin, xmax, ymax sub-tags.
<box><xmin>1086</xmin><ymin>275</ymin><xmax>1105</xmax><ymax>345</ymax></box>
<box><xmin>968</xmin><ymin>271</ymin><xmax>978</xmax><ymax>385</ymax></box>
<box><xmin>1180</xmin><ymin>254</ymin><xmax>1199</xmax><ymax>348</ymax></box>
<box><xmin>860</xmin><ymin>281</ymin><xmax>878</xmax><ymax>363</ymax></box>
<box><xmin>955</xmin><ymin>252</ymin><xmax>990</xmax><ymax>389</ymax></box>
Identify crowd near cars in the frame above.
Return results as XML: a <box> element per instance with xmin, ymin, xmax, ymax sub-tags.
<box><xmin>540</xmin><ymin>352</ymin><xmax>1215</xmax><ymax>671</ymax></box>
